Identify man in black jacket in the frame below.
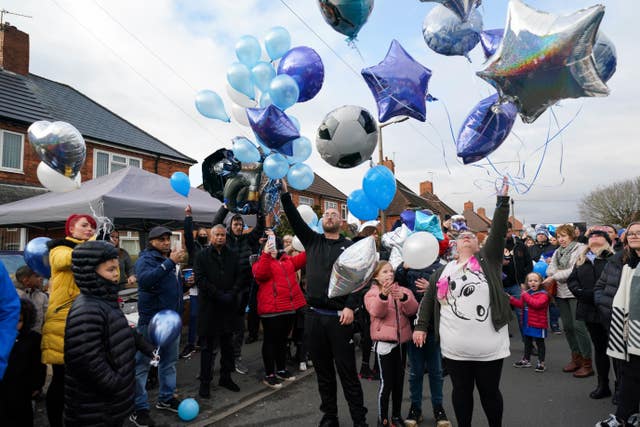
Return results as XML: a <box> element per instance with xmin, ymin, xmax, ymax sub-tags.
<box><xmin>280</xmin><ymin>181</ymin><xmax>367</xmax><ymax>427</ymax></box>
<box><xmin>194</xmin><ymin>224</ymin><xmax>242</xmax><ymax>398</ymax></box>
<box><xmin>503</xmin><ymin>223</ymin><xmax>532</xmax><ymax>338</ymax></box>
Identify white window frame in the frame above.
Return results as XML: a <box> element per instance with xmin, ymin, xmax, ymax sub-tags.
<box><xmin>341</xmin><ymin>204</ymin><xmax>348</xmax><ymax>220</ymax></box>
<box><xmin>0</xmin><ymin>130</ymin><xmax>24</xmax><ymax>173</ymax></box>
<box><xmin>324</xmin><ymin>200</ymin><xmax>338</xmax><ymax>212</ymax></box>
<box><xmin>93</xmin><ymin>149</ymin><xmax>143</xmax><ymax>178</ymax></box>
<box><xmin>299</xmin><ymin>196</ymin><xmax>314</xmax><ymax>206</ymax></box>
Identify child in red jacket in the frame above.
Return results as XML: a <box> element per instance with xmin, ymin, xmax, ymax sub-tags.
<box><xmin>365</xmin><ymin>261</ymin><xmax>418</xmax><ymax>427</ymax></box>
<box><xmin>509</xmin><ymin>272</ymin><xmax>551</xmax><ymax>372</ymax></box>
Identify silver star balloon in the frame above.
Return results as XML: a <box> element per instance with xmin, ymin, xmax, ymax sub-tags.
<box><xmin>477</xmin><ymin>0</ymin><xmax>609</xmax><ymax>124</ymax></box>
<box><xmin>420</xmin><ymin>0</ymin><xmax>480</xmax><ymax>22</ymax></box>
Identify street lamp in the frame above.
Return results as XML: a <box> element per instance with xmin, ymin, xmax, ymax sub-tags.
<box><xmin>377</xmin><ymin>116</ymin><xmax>409</xmax><ymax>233</ymax></box>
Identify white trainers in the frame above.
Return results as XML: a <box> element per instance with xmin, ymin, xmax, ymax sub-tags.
<box><xmin>299</xmin><ymin>361</ymin><xmax>307</xmax><ymax>371</ymax></box>
<box><xmin>595</xmin><ymin>414</ymin><xmax>623</xmax><ymax>427</ymax></box>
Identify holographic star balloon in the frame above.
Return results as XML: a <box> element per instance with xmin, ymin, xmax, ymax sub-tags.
<box><xmin>361</xmin><ymin>39</ymin><xmax>432</xmax><ymax>123</ymax></box>
<box><xmin>419</xmin><ymin>0</ymin><xmax>480</xmax><ymax>22</ymax></box>
<box><xmin>477</xmin><ymin>0</ymin><xmax>608</xmax><ymax>124</ymax></box>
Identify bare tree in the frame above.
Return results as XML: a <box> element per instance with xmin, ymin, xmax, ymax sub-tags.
<box><xmin>579</xmin><ymin>177</ymin><xmax>640</xmax><ymax>227</ymax></box>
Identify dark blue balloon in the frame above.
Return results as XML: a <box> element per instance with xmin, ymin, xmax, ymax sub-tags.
<box><xmin>318</xmin><ymin>0</ymin><xmax>374</xmax><ymax>40</ymax></box>
<box><xmin>400</xmin><ymin>210</ymin><xmax>416</xmax><ymax>231</ymax></box>
<box><xmin>480</xmin><ymin>28</ymin><xmax>504</xmax><ymax>58</ymax></box>
<box><xmin>277</xmin><ymin>46</ymin><xmax>325</xmax><ymax>102</ymax></box>
<box><xmin>246</xmin><ymin>105</ymin><xmax>300</xmax><ymax>156</ymax></box>
<box><xmin>362</xmin><ymin>165</ymin><xmax>396</xmax><ymax>210</ymax></box>
<box><xmin>593</xmin><ymin>32</ymin><xmax>617</xmax><ymax>83</ymax></box>
<box><xmin>149</xmin><ymin>310</ymin><xmax>182</xmax><ymax>348</ymax></box>
<box><xmin>456</xmin><ymin>93</ymin><xmax>517</xmax><ymax>164</ymax></box>
<box><xmin>24</xmin><ymin>237</ymin><xmax>51</xmax><ymax>278</ymax></box>
<box><xmin>347</xmin><ymin>189</ymin><xmax>378</xmax><ymax>221</ymax></box>
<box><xmin>362</xmin><ymin>39</ymin><xmax>432</xmax><ymax>122</ymax></box>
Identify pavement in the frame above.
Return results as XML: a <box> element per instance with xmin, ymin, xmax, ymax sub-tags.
<box><xmin>34</xmin><ymin>318</ymin><xmax>619</xmax><ymax>426</ymax></box>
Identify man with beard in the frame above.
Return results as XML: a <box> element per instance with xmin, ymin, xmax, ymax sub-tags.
<box><xmin>279</xmin><ymin>180</ymin><xmax>367</xmax><ymax>427</ymax></box>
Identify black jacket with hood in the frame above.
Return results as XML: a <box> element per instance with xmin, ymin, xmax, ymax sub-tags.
<box><xmin>594</xmin><ymin>251</ymin><xmax>639</xmax><ymax>329</ymax></box>
<box><xmin>567</xmin><ymin>247</ymin><xmax>613</xmax><ymax>324</ymax></box>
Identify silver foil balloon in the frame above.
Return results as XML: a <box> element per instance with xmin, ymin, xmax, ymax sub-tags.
<box><xmin>149</xmin><ymin>309</ymin><xmax>182</xmax><ymax>348</ymax></box>
<box><xmin>27</xmin><ymin>121</ymin><xmax>86</xmax><ymax>178</ymax></box>
<box><xmin>381</xmin><ymin>224</ymin><xmax>410</xmax><ymax>250</ymax></box>
<box><xmin>328</xmin><ymin>236</ymin><xmax>378</xmax><ymax>298</ymax></box>
<box><xmin>420</xmin><ymin>0</ymin><xmax>480</xmax><ymax>22</ymax></box>
<box><xmin>477</xmin><ymin>0</ymin><xmax>608</xmax><ymax>124</ymax></box>
<box><xmin>422</xmin><ymin>4</ymin><xmax>482</xmax><ymax>58</ymax></box>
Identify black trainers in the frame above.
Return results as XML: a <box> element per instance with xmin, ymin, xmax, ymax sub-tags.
<box><xmin>390</xmin><ymin>416</ymin><xmax>405</xmax><ymax>427</ymax></box>
<box><xmin>359</xmin><ymin>364</ymin><xmax>374</xmax><ymax>380</ymax></box>
<box><xmin>155</xmin><ymin>397</ymin><xmax>180</xmax><ymax>413</ymax></box>
<box><xmin>130</xmin><ymin>409</ymin><xmax>156</xmax><ymax>427</ymax></box>
<box><xmin>595</xmin><ymin>414</ymin><xmax>624</xmax><ymax>427</ymax></box>
<box><xmin>405</xmin><ymin>406</ymin><xmax>423</xmax><ymax>427</ymax></box>
<box><xmin>219</xmin><ymin>377</ymin><xmax>240</xmax><ymax>392</ymax></box>
<box><xmin>180</xmin><ymin>344</ymin><xmax>195</xmax><ymax>359</ymax></box>
<box><xmin>263</xmin><ymin>374</ymin><xmax>283</xmax><ymax>389</ymax></box>
<box><xmin>276</xmin><ymin>369</ymin><xmax>296</xmax><ymax>381</ymax></box>
<box><xmin>434</xmin><ymin>405</ymin><xmax>451</xmax><ymax>427</ymax></box>
<box><xmin>535</xmin><ymin>361</ymin><xmax>546</xmax><ymax>373</ymax></box>
<box><xmin>235</xmin><ymin>357</ymin><xmax>249</xmax><ymax>375</ymax></box>
<box><xmin>199</xmin><ymin>382</ymin><xmax>211</xmax><ymax>398</ymax></box>
<box><xmin>319</xmin><ymin>414</ymin><xmax>340</xmax><ymax>427</ymax></box>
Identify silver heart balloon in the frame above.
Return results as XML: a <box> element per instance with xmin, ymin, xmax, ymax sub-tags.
<box><xmin>328</xmin><ymin>236</ymin><xmax>378</xmax><ymax>298</ymax></box>
<box><xmin>27</xmin><ymin>120</ymin><xmax>86</xmax><ymax>178</ymax></box>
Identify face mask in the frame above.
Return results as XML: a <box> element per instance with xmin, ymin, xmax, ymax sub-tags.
<box><xmin>197</xmin><ymin>236</ymin><xmax>208</xmax><ymax>245</ymax></box>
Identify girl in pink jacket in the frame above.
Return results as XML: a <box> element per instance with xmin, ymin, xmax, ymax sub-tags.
<box><xmin>365</xmin><ymin>261</ymin><xmax>419</xmax><ymax>427</ymax></box>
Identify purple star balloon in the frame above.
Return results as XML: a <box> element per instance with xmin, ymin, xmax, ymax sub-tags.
<box><xmin>246</xmin><ymin>105</ymin><xmax>299</xmax><ymax>156</ymax></box>
<box><xmin>479</xmin><ymin>28</ymin><xmax>504</xmax><ymax>59</ymax></box>
<box><xmin>361</xmin><ymin>39</ymin><xmax>432</xmax><ymax>123</ymax></box>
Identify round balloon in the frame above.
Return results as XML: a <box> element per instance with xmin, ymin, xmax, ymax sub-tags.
<box><xmin>318</xmin><ymin>0</ymin><xmax>374</xmax><ymax>40</ymax></box>
<box><xmin>277</xmin><ymin>46</ymin><xmax>324</xmax><ymax>102</ymax></box>
<box><xmin>251</xmin><ymin>61</ymin><xmax>277</xmax><ymax>93</ymax></box>
<box><xmin>362</xmin><ymin>165</ymin><xmax>396</xmax><ymax>210</ymax></box>
<box><xmin>402</xmin><ymin>231</ymin><xmax>439</xmax><ymax>269</ymax></box>
<box><xmin>533</xmin><ymin>259</ymin><xmax>548</xmax><ymax>278</ymax></box>
<box><xmin>24</xmin><ymin>237</ymin><xmax>52</xmax><ymax>278</ymax></box>
<box><xmin>269</xmin><ymin>75</ymin><xmax>300</xmax><ymax>110</ymax></box>
<box><xmin>316</xmin><ymin>105</ymin><xmax>378</xmax><ymax>169</ymax></box>
<box><xmin>263</xmin><ymin>153</ymin><xmax>289</xmax><ymax>179</ymax></box>
<box><xmin>148</xmin><ymin>310</ymin><xmax>182</xmax><ymax>348</ymax></box>
<box><xmin>178</xmin><ymin>398</ymin><xmax>199</xmax><ymax>422</ymax></box>
<box><xmin>423</xmin><ymin>4</ymin><xmax>482</xmax><ymax>58</ymax></box>
<box><xmin>264</xmin><ymin>26</ymin><xmax>292</xmax><ymax>60</ymax></box>
<box><xmin>232</xmin><ymin>137</ymin><xmax>260</xmax><ymax>163</ymax></box>
<box><xmin>230</xmin><ymin>104</ymin><xmax>250</xmax><ymax>127</ymax></box>
<box><xmin>36</xmin><ymin>162</ymin><xmax>81</xmax><ymax>192</ymax></box>
<box><xmin>287</xmin><ymin>136</ymin><xmax>312</xmax><ymax>164</ymax></box>
<box><xmin>287</xmin><ymin>163</ymin><xmax>314</xmax><ymax>190</ymax></box>
<box><xmin>226</xmin><ymin>83</ymin><xmax>257</xmax><ymax>108</ymax></box>
<box><xmin>170</xmin><ymin>172</ymin><xmax>190</xmax><ymax>197</ymax></box>
<box><xmin>288</xmin><ymin>115</ymin><xmax>301</xmax><ymax>132</ymax></box>
<box><xmin>347</xmin><ymin>189</ymin><xmax>378</xmax><ymax>221</ymax></box>
<box><xmin>297</xmin><ymin>204</ymin><xmax>318</xmax><ymax>226</ymax></box>
<box><xmin>235</xmin><ymin>35</ymin><xmax>261</xmax><ymax>68</ymax></box>
<box><xmin>227</xmin><ymin>62</ymin><xmax>255</xmax><ymax>100</ymax></box>
<box><xmin>292</xmin><ymin>235</ymin><xmax>305</xmax><ymax>252</ymax></box>
<box><xmin>28</xmin><ymin>121</ymin><xmax>86</xmax><ymax>179</ymax></box>
<box><xmin>259</xmin><ymin>92</ymin><xmax>273</xmax><ymax>108</ymax></box>
<box><xmin>195</xmin><ymin>90</ymin><xmax>230</xmax><ymax>122</ymax></box>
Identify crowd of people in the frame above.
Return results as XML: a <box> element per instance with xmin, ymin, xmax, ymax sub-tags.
<box><xmin>0</xmin><ymin>178</ymin><xmax>638</xmax><ymax>427</ymax></box>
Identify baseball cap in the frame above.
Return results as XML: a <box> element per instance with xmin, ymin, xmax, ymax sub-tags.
<box><xmin>148</xmin><ymin>226</ymin><xmax>172</xmax><ymax>240</ymax></box>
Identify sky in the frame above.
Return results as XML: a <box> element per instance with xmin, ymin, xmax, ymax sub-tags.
<box><xmin>4</xmin><ymin>0</ymin><xmax>639</xmax><ymax>225</ymax></box>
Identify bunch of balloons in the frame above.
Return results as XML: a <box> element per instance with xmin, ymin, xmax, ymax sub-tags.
<box><xmin>347</xmin><ymin>165</ymin><xmax>396</xmax><ymax>221</ymax></box>
<box><xmin>27</xmin><ymin>120</ymin><xmax>86</xmax><ymax>192</ymax></box>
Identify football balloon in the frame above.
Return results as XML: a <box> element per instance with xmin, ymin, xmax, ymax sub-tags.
<box><xmin>316</xmin><ymin>105</ymin><xmax>378</xmax><ymax>169</ymax></box>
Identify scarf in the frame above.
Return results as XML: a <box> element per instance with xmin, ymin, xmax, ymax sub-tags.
<box><xmin>607</xmin><ymin>264</ymin><xmax>640</xmax><ymax>361</ymax></box>
<box><xmin>556</xmin><ymin>241</ymin><xmax>579</xmax><ymax>270</ymax></box>
<box><xmin>436</xmin><ymin>256</ymin><xmax>482</xmax><ymax>302</ymax></box>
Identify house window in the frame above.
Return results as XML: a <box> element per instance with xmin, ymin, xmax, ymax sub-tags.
<box><xmin>299</xmin><ymin>196</ymin><xmax>314</xmax><ymax>206</ymax></box>
<box><xmin>341</xmin><ymin>204</ymin><xmax>348</xmax><ymax>220</ymax></box>
<box><xmin>94</xmin><ymin>150</ymin><xmax>142</xmax><ymax>177</ymax></box>
<box><xmin>0</xmin><ymin>130</ymin><xmax>24</xmax><ymax>172</ymax></box>
<box><xmin>324</xmin><ymin>200</ymin><xmax>338</xmax><ymax>212</ymax></box>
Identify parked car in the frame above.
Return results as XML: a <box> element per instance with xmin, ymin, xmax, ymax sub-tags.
<box><xmin>0</xmin><ymin>250</ymin><xmax>25</xmax><ymax>283</ymax></box>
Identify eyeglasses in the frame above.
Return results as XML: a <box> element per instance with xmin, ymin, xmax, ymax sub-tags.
<box><xmin>456</xmin><ymin>232</ymin><xmax>477</xmax><ymax>240</ymax></box>
<box><xmin>323</xmin><ymin>213</ymin><xmax>340</xmax><ymax>219</ymax></box>
<box><xmin>627</xmin><ymin>232</ymin><xmax>640</xmax><ymax>238</ymax></box>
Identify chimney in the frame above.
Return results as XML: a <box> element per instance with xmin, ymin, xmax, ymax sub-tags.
<box><xmin>419</xmin><ymin>180</ymin><xmax>433</xmax><ymax>196</ymax></box>
<box><xmin>477</xmin><ymin>207</ymin><xmax>487</xmax><ymax>218</ymax></box>
<box><xmin>463</xmin><ymin>200</ymin><xmax>474</xmax><ymax>211</ymax></box>
<box><xmin>0</xmin><ymin>24</ymin><xmax>29</xmax><ymax>75</ymax></box>
<box><xmin>381</xmin><ymin>156</ymin><xmax>395</xmax><ymax>174</ymax></box>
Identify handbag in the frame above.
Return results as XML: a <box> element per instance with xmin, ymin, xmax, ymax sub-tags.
<box><xmin>544</xmin><ymin>279</ymin><xmax>558</xmax><ymax>297</ymax></box>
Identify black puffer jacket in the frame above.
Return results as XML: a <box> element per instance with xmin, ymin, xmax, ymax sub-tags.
<box><xmin>594</xmin><ymin>251</ymin><xmax>624</xmax><ymax>330</ymax></box>
<box><xmin>64</xmin><ymin>241</ymin><xmax>137</xmax><ymax>427</ymax></box>
<box><xmin>567</xmin><ymin>248</ymin><xmax>613</xmax><ymax>324</ymax></box>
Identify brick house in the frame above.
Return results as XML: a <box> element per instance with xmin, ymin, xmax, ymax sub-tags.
<box><xmin>0</xmin><ymin>24</ymin><xmax>196</xmax><ymax>250</ymax></box>
<box><xmin>286</xmin><ymin>172</ymin><xmax>348</xmax><ymax>219</ymax></box>
<box><xmin>464</xmin><ymin>200</ymin><xmax>525</xmax><ymax>242</ymax></box>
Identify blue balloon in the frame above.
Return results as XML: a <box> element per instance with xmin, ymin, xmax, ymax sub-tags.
<box><xmin>548</xmin><ymin>225</ymin><xmax>556</xmax><ymax>236</ymax></box>
<box><xmin>24</xmin><ymin>237</ymin><xmax>51</xmax><ymax>278</ymax></box>
<box><xmin>195</xmin><ymin>90</ymin><xmax>230</xmax><ymax>122</ymax></box>
<box><xmin>251</xmin><ymin>61</ymin><xmax>276</xmax><ymax>92</ymax></box>
<box><xmin>286</xmin><ymin>136</ymin><xmax>312</xmax><ymax>164</ymax></box>
<box><xmin>170</xmin><ymin>172</ymin><xmax>190</xmax><ymax>197</ymax></box>
<box><xmin>362</xmin><ymin>165</ymin><xmax>396</xmax><ymax>210</ymax></box>
<box><xmin>259</xmin><ymin>92</ymin><xmax>273</xmax><ymax>108</ymax></box>
<box><xmin>362</xmin><ymin>39</ymin><xmax>433</xmax><ymax>122</ymax></box>
<box><xmin>414</xmin><ymin>210</ymin><xmax>445</xmax><ymax>240</ymax></box>
<box><xmin>480</xmin><ymin>28</ymin><xmax>504</xmax><ymax>58</ymax></box>
<box><xmin>254</xmin><ymin>136</ymin><xmax>272</xmax><ymax>155</ymax></box>
<box><xmin>456</xmin><ymin>93</ymin><xmax>517</xmax><ymax>164</ymax></box>
<box><xmin>235</xmin><ymin>35</ymin><xmax>262</xmax><ymax>67</ymax></box>
<box><xmin>533</xmin><ymin>259</ymin><xmax>548</xmax><ymax>278</ymax></box>
<box><xmin>277</xmin><ymin>46</ymin><xmax>325</xmax><ymax>102</ymax></box>
<box><xmin>288</xmin><ymin>115</ymin><xmax>301</xmax><ymax>131</ymax></box>
<box><xmin>178</xmin><ymin>398</ymin><xmax>199</xmax><ymax>421</ymax></box>
<box><xmin>422</xmin><ymin>5</ymin><xmax>482</xmax><ymax>58</ymax></box>
<box><xmin>227</xmin><ymin>62</ymin><xmax>255</xmax><ymax>100</ymax></box>
<box><xmin>246</xmin><ymin>105</ymin><xmax>299</xmax><ymax>156</ymax></box>
<box><xmin>287</xmin><ymin>163</ymin><xmax>314</xmax><ymax>190</ymax></box>
<box><xmin>264</xmin><ymin>26</ymin><xmax>291</xmax><ymax>60</ymax></box>
<box><xmin>269</xmin><ymin>75</ymin><xmax>299</xmax><ymax>110</ymax></box>
<box><xmin>347</xmin><ymin>189</ymin><xmax>378</xmax><ymax>221</ymax></box>
<box><xmin>263</xmin><ymin>153</ymin><xmax>290</xmax><ymax>179</ymax></box>
<box><xmin>232</xmin><ymin>137</ymin><xmax>261</xmax><ymax>163</ymax></box>
<box><xmin>593</xmin><ymin>32</ymin><xmax>617</xmax><ymax>83</ymax></box>
<box><xmin>149</xmin><ymin>310</ymin><xmax>182</xmax><ymax>348</ymax></box>
<box><xmin>318</xmin><ymin>0</ymin><xmax>374</xmax><ymax>40</ymax></box>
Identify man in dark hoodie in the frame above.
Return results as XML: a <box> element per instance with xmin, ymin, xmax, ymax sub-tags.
<box><xmin>280</xmin><ymin>180</ymin><xmax>367</xmax><ymax>427</ymax></box>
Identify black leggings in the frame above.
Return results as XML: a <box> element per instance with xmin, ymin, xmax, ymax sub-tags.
<box><xmin>586</xmin><ymin>321</ymin><xmax>610</xmax><ymax>383</ymax></box>
<box><xmin>616</xmin><ymin>354</ymin><xmax>640</xmax><ymax>422</ymax></box>
<box><xmin>262</xmin><ymin>314</ymin><xmax>294</xmax><ymax>376</ymax></box>
<box><xmin>446</xmin><ymin>358</ymin><xmax>504</xmax><ymax>427</ymax></box>
<box><xmin>524</xmin><ymin>336</ymin><xmax>546</xmax><ymax>362</ymax></box>
<box><xmin>46</xmin><ymin>364</ymin><xmax>65</xmax><ymax>427</ymax></box>
<box><xmin>376</xmin><ymin>343</ymin><xmax>406</xmax><ymax>421</ymax></box>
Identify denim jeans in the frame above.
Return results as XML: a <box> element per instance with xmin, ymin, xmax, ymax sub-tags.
<box><xmin>188</xmin><ymin>295</ymin><xmax>198</xmax><ymax>346</ymax></box>
<box><xmin>549</xmin><ymin>301</ymin><xmax>560</xmax><ymax>330</ymax></box>
<box><xmin>504</xmin><ymin>285</ymin><xmax>523</xmax><ymax>338</ymax></box>
<box><xmin>134</xmin><ymin>323</ymin><xmax>180</xmax><ymax>410</ymax></box>
<box><xmin>407</xmin><ymin>332</ymin><xmax>443</xmax><ymax>410</ymax></box>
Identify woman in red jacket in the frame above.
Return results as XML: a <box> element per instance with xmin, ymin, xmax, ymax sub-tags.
<box><xmin>252</xmin><ymin>230</ymin><xmax>307</xmax><ymax>389</ymax></box>
<box><xmin>509</xmin><ymin>272</ymin><xmax>551</xmax><ymax>373</ymax></box>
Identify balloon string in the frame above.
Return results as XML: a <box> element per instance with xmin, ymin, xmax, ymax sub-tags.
<box><xmin>347</xmin><ymin>39</ymin><xmax>365</xmax><ymax>62</ymax></box>
<box><xmin>89</xmin><ymin>200</ymin><xmax>114</xmax><ymax>238</ymax></box>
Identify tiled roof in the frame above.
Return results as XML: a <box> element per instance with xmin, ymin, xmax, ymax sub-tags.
<box><xmin>385</xmin><ymin>180</ymin><xmax>457</xmax><ymax>217</ymax></box>
<box><xmin>0</xmin><ymin>69</ymin><xmax>195</xmax><ymax>163</ymax></box>
<box><xmin>0</xmin><ymin>183</ymin><xmax>47</xmax><ymax>205</ymax></box>
<box><xmin>463</xmin><ymin>209</ymin><xmax>492</xmax><ymax>233</ymax></box>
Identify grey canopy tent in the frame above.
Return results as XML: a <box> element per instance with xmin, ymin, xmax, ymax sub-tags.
<box><xmin>0</xmin><ymin>167</ymin><xmax>228</xmax><ymax>232</ymax></box>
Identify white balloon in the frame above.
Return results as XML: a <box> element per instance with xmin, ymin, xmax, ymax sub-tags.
<box><xmin>231</xmin><ymin>104</ymin><xmax>250</xmax><ymax>127</ymax></box>
<box><xmin>402</xmin><ymin>231</ymin><xmax>439</xmax><ymax>269</ymax></box>
<box><xmin>36</xmin><ymin>161</ymin><xmax>81</xmax><ymax>192</ymax></box>
<box><xmin>225</xmin><ymin>82</ymin><xmax>258</xmax><ymax>108</ymax></box>
<box><xmin>292</xmin><ymin>236</ymin><xmax>305</xmax><ymax>252</ymax></box>
<box><xmin>297</xmin><ymin>204</ymin><xmax>318</xmax><ymax>226</ymax></box>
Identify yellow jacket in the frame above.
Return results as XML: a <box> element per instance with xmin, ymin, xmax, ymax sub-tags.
<box><xmin>41</xmin><ymin>236</ymin><xmax>85</xmax><ymax>365</ymax></box>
